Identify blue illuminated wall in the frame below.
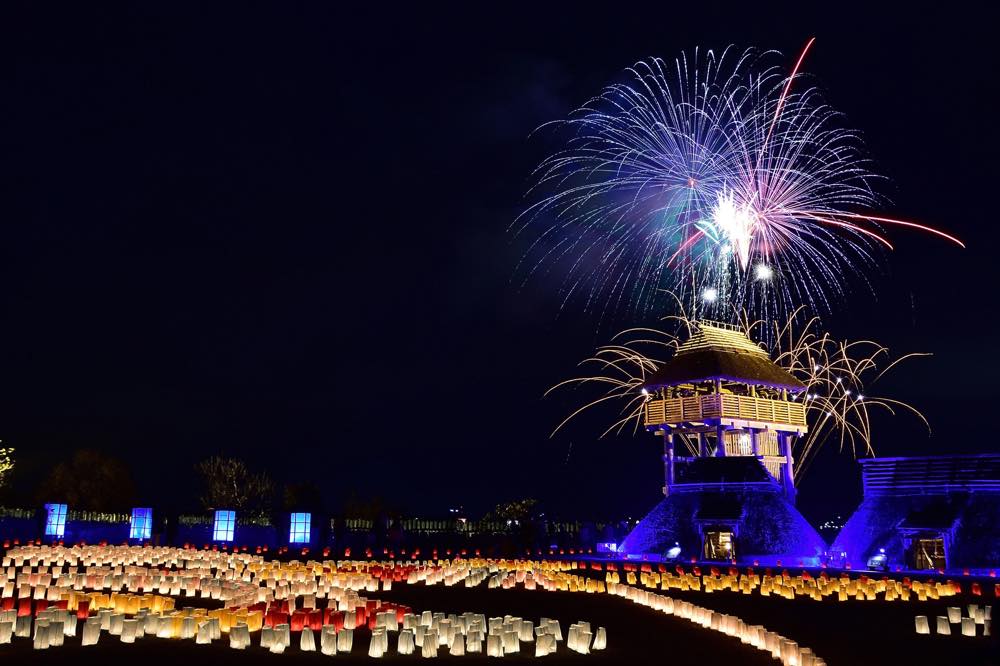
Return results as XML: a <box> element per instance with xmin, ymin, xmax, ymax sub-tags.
<box><xmin>289</xmin><ymin>512</ymin><xmax>311</xmax><ymax>544</ymax></box>
<box><xmin>620</xmin><ymin>489</ymin><xmax>825</xmax><ymax>565</ymax></box>
<box><xmin>44</xmin><ymin>503</ymin><xmax>68</xmax><ymax>538</ymax></box>
<box><xmin>213</xmin><ymin>510</ymin><xmax>236</xmax><ymax>542</ymax></box>
<box><xmin>130</xmin><ymin>507</ymin><xmax>153</xmax><ymax>540</ymax></box>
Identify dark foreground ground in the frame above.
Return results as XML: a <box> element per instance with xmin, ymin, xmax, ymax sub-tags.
<box><xmin>2</xmin><ymin>577</ymin><xmax>997</xmax><ymax>664</ymax></box>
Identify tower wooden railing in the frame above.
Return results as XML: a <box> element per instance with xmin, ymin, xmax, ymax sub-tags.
<box><xmin>644</xmin><ymin>394</ymin><xmax>806</xmax><ymax>427</ymax></box>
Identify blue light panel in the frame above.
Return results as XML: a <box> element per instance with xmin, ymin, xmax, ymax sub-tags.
<box><xmin>44</xmin><ymin>503</ymin><xmax>68</xmax><ymax>538</ymax></box>
<box><xmin>130</xmin><ymin>507</ymin><xmax>153</xmax><ymax>540</ymax></box>
<box><xmin>213</xmin><ymin>510</ymin><xmax>236</xmax><ymax>542</ymax></box>
<box><xmin>289</xmin><ymin>512</ymin><xmax>311</xmax><ymax>544</ymax></box>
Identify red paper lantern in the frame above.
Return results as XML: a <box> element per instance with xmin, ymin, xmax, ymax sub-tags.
<box><xmin>290</xmin><ymin>610</ymin><xmax>306</xmax><ymax>632</ymax></box>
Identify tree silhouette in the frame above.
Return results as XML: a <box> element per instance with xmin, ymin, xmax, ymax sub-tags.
<box><xmin>35</xmin><ymin>449</ymin><xmax>137</xmax><ymax>511</ymax></box>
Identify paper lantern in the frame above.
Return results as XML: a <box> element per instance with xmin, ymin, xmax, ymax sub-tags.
<box><xmin>33</xmin><ymin>620</ymin><xmax>50</xmax><ymax>650</ymax></box>
<box><xmin>337</xmin><ymin>627</ymin><xmax>354</xmax><ymax>653</ymax></box>
<box><xmin>421</xmin><ymin>631</ymin><xmax>439</xmax><ymax>658</ymax></box>
<box><xmin>15</xmin><ymin>616</ymin><xmax>31</xmax><ymax>639</ymax></box>
<box><xmin>81</xmin><ymin>617</ymin><xmax>101</xmax><ymax>646</ymax></box>
<box><xmin>518</xmin><ymin>619</ymin><xmax>534</xmax><ymax>642</ymax></box>
<box><xmin>301</xmin><ymin>626</ymin><xmax>316</xmax><ymax>651</ymax></box>
<box><xmin>593</xmin><ymin>626</ymin><xmax>607</xmax><ymax>650</ymax></box>
<box><xmin>321</xmin><ymin>626</ymin><xmax>338</xmax><ymax>656</ymax></box>
<box><xmin>946</xmin><ymin>606</ymin><xmax>961</xmax><ymax>624</ymax></box>
<box><xmin>121</xmin><ymin>618</ymin><xmax>139</xmax><ymax>644</ymax></box>
<box><xmin>961</xmin><ymin>618</ymin><xmax>976</xmax><ymax>637</ymax></box>
<box><xmin>109</xmin><ymin>613</ymin><xmax>125</xmax><ymax>636</ymax></box>
<box><xmin>545</xmin><ymin>618</ymin><xmax>563</xmax><ymax>641</ymax></box>
<box><xmin>535</xmin><ymin>633</ymin><xmax>555</xmax><ymax>656</ymax></box>
<box><xmin>936</xmin><ymin>616</ymin><xmax>951</xmax><ymax>635</ymax></box>
<box><xmin>290</xmin><ymin>610</ymin><xmax>306</xmax><ymax>632</ymax></box>
<box><xmin>914</xmin><ymin>616</ymin><xmax>929</xmax><ymax>634</ymax></box>
<box><xmin>398</xmin><ymin>629</ymin><xmax>417</xmax><ymax>656</ymax></box>
<box><xmin>196</xmin><ymin>621</ymin><xmax>212</xmax><ymax>644</ymax></box>
<box><xmin>180</xmin><ymin>616</ymin><xmax>196</xmax><ymax>640</ymax></box>
<box><xmin>229</xmin><ymin>622</ymin><xmax>250</xmax><ymax>649</ymax></box>
<box><xmin>0</xmin><ymin>620</ymin><xmax>12</xmax><ymax>645</ymax></box>
<box><xmin>369</xmin><ymin>627</ymin><xmax>389</xmax><ymax>657</ymax></box>
<box><xmin>486</xmin><ymin>633</ymin><xmax>503</xmax><ymax>657</ymax></box>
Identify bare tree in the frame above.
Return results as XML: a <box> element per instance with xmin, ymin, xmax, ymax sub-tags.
<box><xmin>196</xmin><ymin>456</ymin><xmax>274</xmax><ymax>522</ymax></box>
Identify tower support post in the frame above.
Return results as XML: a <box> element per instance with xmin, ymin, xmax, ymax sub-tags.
<box><xmin>663</xmin><ymin>431</ymin><xmax>675</xmax><ymax>496</ymax></box>
<box><xmin>778</xmin><ymin>431</ymin><xmax>796</xmax><ymax>501</ymax></box>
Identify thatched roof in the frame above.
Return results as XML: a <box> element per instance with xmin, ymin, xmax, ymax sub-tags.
<box><xmin>644</xmin><ymin>322</ymin><xmax>805</xmax><ymax>391</ymax></box>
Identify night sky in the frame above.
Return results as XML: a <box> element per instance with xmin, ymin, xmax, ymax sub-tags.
<box><xmin>2</xmin><ymin>4</ymin><xmax>995</xmax><ymax>525</ymax></box>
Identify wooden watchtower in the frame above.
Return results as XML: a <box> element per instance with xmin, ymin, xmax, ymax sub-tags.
<box><xmin>643</xmin><ymin>321</ymin><xmax>807</xmax><ymax>501</ymax></box>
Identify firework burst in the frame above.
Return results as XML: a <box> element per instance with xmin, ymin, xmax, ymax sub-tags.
<box><xmin>516</xmin><ymin>41</ymin><xmax>963</xmax><ymax>324</ymax></box>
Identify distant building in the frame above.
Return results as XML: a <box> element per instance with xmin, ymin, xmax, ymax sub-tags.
<box><xmin>831</xmin><ymin>455</ymin><xmax>1000</xmax><ymax>572</ymax></box>
<box><xmin>619</xmin><ymin>322</ymin><xmax>825</xmax><ymax>564</ymax></box>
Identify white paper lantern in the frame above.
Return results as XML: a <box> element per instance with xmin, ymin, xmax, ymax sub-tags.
<box><xmin>180</xmin><ymin>616</ymin><xmax>196</xmax><ymax>640</ymax></box>
<box><xmin>421</xmin><ymin>631</ymin><xmax>439</xmax><ymax>658</ymax></box>
<box><xmin>337</xmin><ymin>627</ymin><xmax>354</xmax><ymax>653</ymax></box>
<box><xmin>369</xmin><ymin>628</ymin><xmax>388</xmax><ymax>658</ymax></box>
<box><xmin>196</xmin><ymin>621</ymin><xmax>212</xmax><ymax>645</ymax></box>
<box><xmin>397</xmin><ymin>628</ymin><xmax>415</xmax><ymax>655</ymax></box>
<box><xmin>121</xmin><ymin>619</ymin><xmax>139</xmax><ymax>644</ymax></box>
<box><xmin>914</xmin><ymin>616</ymin><xmax>929</xmax><ymax>635</ymax></box>
<box><xmin>593</xmin><ymin>626</ymin><xmax>607</xmax><ymax>650</ymax></box>
<box><xmin>275</xmin><ymin>623</ymin><xmax>291</xmax><ymax>648</ymax></box>
<box><xmin>503</xmin><ymin>629</ymin><xmax>519</xmax><ymax>653</ymax></box>
<box><xmin>518</xmin><ymin>620</ymin><xmax>534</xmax><ymax>642</ymax></box>
<box><xmin>0</xmin><ymin>621</ymin><xmax>12</xmax><ymax>645</ymax></box>
<box><xmin>82</xmin><ymin>617</ymin><xmax>101</xmax><ymax>646</ymax></box>
<box><xmin>33</xmin><ymin>620</ymin><xmax>49</xmax><ymax>650</ymax></box>
<box><xmin>109</xmin><ymin>613</ymin><xmax>125</xmax><ymax>636</ymax></box>
<box><xmin>300</xmin><ymin>626</ymin><xmax>316</xmax><ymax>652</ymax></box>
<box><xmin>321</xmin><ymin>625</ymin><xmax>338</xmax><ymax>655</ymax></box>
<box><xmin>230</xmin><ymin>622</ymin><xmax>250</xmax><ymax>649</ymax></box>
<box><xmin>47</xmin><ymin>621</ymin><xmax>64</xmax><ymax>647</ymax></box>
<box><xmin>486</xmin><ymin>633</ymin><xmax>503</xmax><ymax>657</ymax></box>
